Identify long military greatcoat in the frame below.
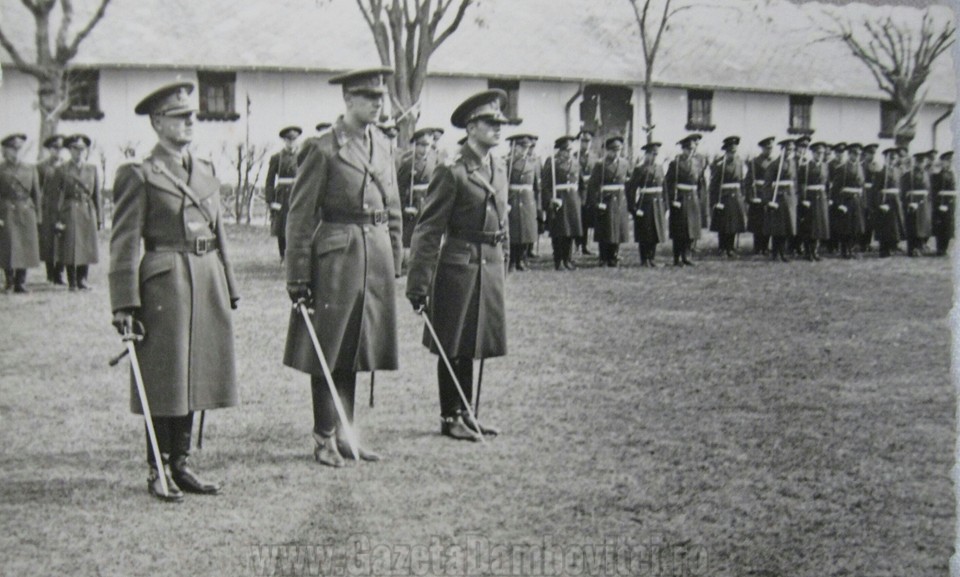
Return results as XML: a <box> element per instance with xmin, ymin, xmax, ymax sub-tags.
<box><xmin>873</xmin><ymin>165</ymin><xmax>905</xmax><ymax>243</ymax></box>
<box><xmin>586</xmin><ymin>156</ymin><xmax>631</xmax><ymax>244</ymax></box>
<box><xmin>665</xmin><ymin>153</ymin><xmax>704</xmax><ymax>241</ymax></box>
<box><xmin>541</xmin><ymin>155</ymin><xmax>583</xmax><ymax>239</ymax></box>
<box><xmin>284</xmin><ymin>120</ymin><xmax>402</xmax><ymax>375</ymax></box>
<box><xmin>398</xmin><ymin>150</ymin><xmax>437</xmax><ymax>248</ymax></box>
<box><xmin>625</xmin><ymin>159</ymin><xmax>666</xmax><ymax>244</ymax></box>
<box><xmin>54</xmin><ymin>162</ymin><xmax>101</xmax><ymax>265</ymax></box>
<box><xmin>506</xmin><ymin>153</ymin><xmax>540</xmax><ymax>244</ymax></box>
<box><xmin>900</xmin><ymin>168</ymin><xmax>932</xmax><ymax>240</ymax></box>
<box><xmin>110</xmin><ymin>145</ymin><xmax>239</xmax><ymax>416</ymax></box>
<box><xmin>708</xmin><ymin>154</ymin><xmax>747</xmax><ymax>235</ymax></box>
<box><xmin>407</xmin><ymin>143</ymin><xmax>509</xmax><ymax>360</ymax></box>
<box><xmin>37</xmin><ymin>156</ymin><xmax>62</xmax><ymax>263</ymax></box>
<box><xmin>265</xmin><ymin>148</ymin><xmax>298</xmax><ymax>238</ymax></box>
<box><xmin>932</xmin><ymin>165</ymin><xmax>955</xmax><ymax>240</ymax></box>
<box><xmin>744</xmin><ymin>155</ymin><xmax>774</xmax><ymax>235</ymax></box>
<box><xmin>0</xmin><ymin>160</ymin><xmax>41</xmax><ymax>269</ymax></box>
<box><xmin>578</xmin><ymin>149</ymin><xmax>598</xmax><ymax>230</ymax></box>
<box><xmin>830</xmin><ymin>160</ymin><xmax>867</xmax><ymax>238</ymax></box>
<box><xmin>796</xmin><ymin>159</ymin><xmax>830</xmax><ymax>241</ymax></box>
<box><xmin>762</xmin><ymin>155</ymin><xmax>798</xmax><ymax>237</ymax></box>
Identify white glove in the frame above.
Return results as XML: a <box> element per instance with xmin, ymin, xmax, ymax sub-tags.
<box><xmin>672</xmin><ymin>201</ymin><xmax>682</xmax><ymax>209</ymax></box>
<box><xmin>270</xmin><ymin>202</ymin><xmax>282</xmax><ymax>211</ymax></box>
<box><xmin>750</xmin><ymin>198</ymin><xmax>761</xmax><ymax>205</ymax></box>
<box><xmin>939</xmin><ymin>205</ymin><xmax>949</xmax><ymax>213</ymax></box>
<box><xmin>404</xmin><ymin>206</ymin><xmax>418</xmax><ymax>215</ymax></box>
<box><xmin>801</xmin><ymin>200</ymin><xmax>811</xmax><ymax>208</ymax></box>
<box><xmin>635</xmin><ymin>210</ymin><xmax>644</xmax><ymax>218</ymax></box>
<box><xmin>715</xmin><ymin>203</ymin><xmax>725</xmax><ymax>210</ymax></box>
<box><xmin>597</xmin><ymin>202</ymin><xmax>607</xmax><ymax>211</ymax></box>
<box><xmin>879</xmin><ymin>204</ymin><xmax>890</xmax><ymax>213</ymax></box>
<box><xmin>767</xmin><ymin>201</ymin><xmax>779</xmax><ymax>209</ymax></box>
<box><xmin>550</xmin><ymin>198</ymin><xmax>563</xmax><ymax>208</ymax></box>
<box><xmin>908</xmin><ymin>203</ymin><xmax>918</xmax><ymax>211</ymax></box>
<box><xmin>838</xmin><ymin>205</ymin><xmax>848</xmax><ymax>213</ymax></box>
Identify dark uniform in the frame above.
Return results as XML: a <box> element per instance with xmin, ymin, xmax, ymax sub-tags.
<box><xmin>0</xmin><ymin>134</ymin><xmax>41</xmax><ymax>293</ymax></box>
<box><xmin>796</xmin><ymin>142</ymin><xmax>831</xmax><ymax>260</ymax></box>
<box><xmin>406</xmin><ymin>89</ymin><xmax>510</xmax><ymax>441</ymax></box>
<box><xmin>284</xmin><ymin>68</ymin><xmax>402</xmax><ymax>466</ymax></box>
<box><xmin>825</xmin><ymin>143</ymin><xmax>847</xmax><ymax>253</ymax></box>
<box><xmin>901</xmin><ymin>153</ymin><xmax>933</xmax><ymax>256</ymax></box>
<box><xmin>541</xmin><ymin>135</ymin><xmax>583</xmax><ymax>270</ymax></box>
<box><xmin>932</xmin><ymin>151</ymin><xmax>955</xmax><ymax>256</ymax></box>
<box><xmin>505</xmin><ymin>134</ymin><xmax>540</xmax><ymax>270</ymax></box>
<box><xmin>53</xmin><ymin>134</ymin><xmax>102</xmax><ymax>290</ymax></box>
<box><xmin>586</xmin><ymin>136</ymin><xmax>631</xmax><ymax>267</ymax></box>
<box><xmin>665</xmin><ymin>134</ymin><xmax>704</xmax><ymax>266</ymax></box>
<box><xmin>398</xmin><ymin>128</ymin><xmax>438</xmax><ymax>249</ymax></box>
<box><xmin>745</xmin><ymin>138</ymin><xmax>775</xmax><ymax>255</ymax></box>
<box><xmin>37</xmin><ymin>135</ymin><xmax>65</xmax><ymax>284</ymax></box>
<box><xmin>265</xmin><ymin>126</ymin><xmax>302</xmax><ymax>261</ymax></box>
<box><xmin>763</xmin><ymin>139</ymin><xmax>798</xmax><ymax>262</ymax></box>
<box><xmin>873</xmin><ymin>148</ymin><xmax>905</xmax><ymax>258</ymax></box>
<box><xmin>625</xmin><ymin>142</ymin><xmax>667</xmax><ymax>266</ymax></box>
<box><xmin>860</xmin><ymin>144</ymin><xmax>880</xmax><ymax>251</ymax></box>
<box><xmin>830</xmin><ymin>143</ymin><xmax>867</xmax><ymax>258</ymax></box>
<box><xmin>575</xmin><ymin>131</ymin><xmax>597</xmax><ymax>255</ymax></box>
<box><xmin>708</xmin><ymin>136</ymin><xmax>747</xmax><ymax>257</ymax></box>
<box><xmin>110</xmin><ymin>82</ymin><xmax>239</xmax><ymax>501</ymax></box>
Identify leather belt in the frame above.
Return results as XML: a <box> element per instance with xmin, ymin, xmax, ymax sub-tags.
<box><xmin>881</xmin><ymin>188</ymin><xmax>900</xmax><ymax>195</ymax></box>
<box><xmin>554</xmin><ymin>184</ymin><xmax>577</xmax><ymax>191</ymax></box>
<box><xmin>676</xmin><ymin>184</ymin><xmax>696</xmax><ymax>192</ymax></box>
<box><xmin>773</xmin><ymin>180</ymin><xmax>794</xmax><ymax>188</ymax></box>
<box><xmin>601</xmin><ymin>184</ymin><xmax>624</xmax><ymax>192</ymax></box>
<box><xmin>841</xmin><ymin>187</ymin><xmax>863</xmax><ymax>195</ymax></box>
<box><xmin>324</xmin><ymin>210</ymin><xmax>388</xmax><ymax>226</ymax></box>
<box><xmin>805</xmin><ymin>184</ymin><xmax>826</xmax><ymax>192</ymax></box>
<box><xmin>449</xmin><ymin>228</ymin><xmax>507</xmax><ymax>246</ymax></box>
<box><xmin>639</xmin><ymin>187</ymin><xmax>661</xmax><ymax>194</ymax></box>
<box><xmin>145</xmin><ymin>237</ymin><xmax>219</xmax><ymax>256</ymax></box>
<box><xmin>276</xmin><ymin>177</ymin><xmax>295</xmax><ymax>185</ymax></box>
<box><xmin>720</xmin><ymin>183</ymin><xmax>741</xmax><ymax>191</ymax></box>
<box><xmin>907</xmin><ymin>190</ymin><xmax>928</xmax><ymax>197</ymax></box>
<box><xmin>938</xmin><ymin>190</ymin><xmax>957</xmax><ymax>197</ymax></box>
<box><xmin>509</xmin><ymin>184</ymin><xmax>534</xmax><ymax>192</ymax></box>
<box><xmin>411</xmin><ymin>184</ymin><xmax>429</xmax><ymax>192</ymax></box>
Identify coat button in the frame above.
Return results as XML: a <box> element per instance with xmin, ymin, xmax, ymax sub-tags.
<box><xmin>363</xmin><ymin>203</ymin><xmax>369</xmax><ymax>209</ymax></box>
<box><xmin>482</xmin><ymin>259</ymin><xmax>487</xmax><ymax>264</ymax></box>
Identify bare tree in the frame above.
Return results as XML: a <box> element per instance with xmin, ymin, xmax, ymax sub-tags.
<box><xmin>354</xmin><ymin>0</ymin><xmax>477</xmax><ymax>144</ymax></box>
<box><xmin>0</xmin><ymin>0</ymin><xmax>112</xmax><ymax>147</ymax></box>
<box><xmin>828</xmin><ymin>9</ymin><xmax>954</xmax><ymax>146</ymax></box>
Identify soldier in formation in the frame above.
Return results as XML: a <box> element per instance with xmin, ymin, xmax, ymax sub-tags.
<box><xmin>625</xmin><ymin>142</ymin><xmax>666</xmax><ymax>267</ymax></box>
<box><xmin>541</xmin><ymin>135</ymin><xmax>582</xmax><ymax>270</ymax></box>
<box><xmin>265</xmin><ymin>125</ymin><xmax>302</xmax><ymax>262</ymax></box>
<box><xmin>0</xmin><ymin>134</ymin><xmax>41</xmax><ymax>293</ymax></box>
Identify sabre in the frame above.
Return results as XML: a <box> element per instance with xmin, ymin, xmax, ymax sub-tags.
<box><xmin>296</xmin><ymin>302</ymin><xmax>360</xmax><ymax>460</ymax></box>
<box><xmin>111</xmin><ymin>327</ymin><xmax>170</xmax><ymax>498</ymax></box>
<box><xmin>417</xmin><ymin>308</ymin><xmax>485</xmax><ymax>443</ymax></box>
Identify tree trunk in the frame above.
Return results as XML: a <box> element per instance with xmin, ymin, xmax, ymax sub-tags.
<box><xmin>642</xmin><ymin>78</ymin><xmax>654</xmax><ymax>145</ymax></box>
<box><xmin>37</xmin><ymin>71</ymin><xmax>65</xmax><ymax>150</ymax></box>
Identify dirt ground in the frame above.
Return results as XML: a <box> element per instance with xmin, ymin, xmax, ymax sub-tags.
<box><xmin>0</xmin><ymin>225</ymin><xmax>953</xmax><ymax>577</ymax></box>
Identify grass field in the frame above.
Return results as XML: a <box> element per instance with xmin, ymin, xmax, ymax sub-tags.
<box><xmin>0</xmin><ymin>224</ymin><xmax>954</xmax><ymax>577</ymax></box>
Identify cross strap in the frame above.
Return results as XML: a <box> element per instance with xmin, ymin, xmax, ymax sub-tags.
<box><xmin>151</xmin><ymin>160</ymin><xmax>217</xmax><ymax>231</ymax></box>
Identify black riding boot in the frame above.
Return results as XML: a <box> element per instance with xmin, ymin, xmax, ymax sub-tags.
<box><xmin>146</xmin><ymin>418</ymin><xmax>183</xmax><ymax>502</ymax></box>
<box><xmin>169</xmin><ymin>413</ymin><xmax>221</xmax><ymax>495</ymax></box>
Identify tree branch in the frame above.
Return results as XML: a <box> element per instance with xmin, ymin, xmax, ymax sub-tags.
<box><xmin>432</xmin><ymin>0</ymin><xmax>471</xmax><ymax>49</ymax></box>
<box><xmin>0</xmin><ymin>24</ymin><xmax>46</xmax><ymax>78</ymax></box>
<box><xmin>61</xmin><ymin>0</ymin><xmax>111</xmax><ymax>61</ymax></box>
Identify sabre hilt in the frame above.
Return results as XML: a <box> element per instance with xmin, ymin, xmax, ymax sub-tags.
<box><xmin>121</xmin><ymin>320</ymin><xmax>146</xmax><ymax>343</ymax></box>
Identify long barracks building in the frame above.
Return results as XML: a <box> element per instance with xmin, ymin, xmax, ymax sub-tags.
<box><xmin>0</xmin><ymin>0</ymin><xmax>955</xmax><ymax>179</ymax></box>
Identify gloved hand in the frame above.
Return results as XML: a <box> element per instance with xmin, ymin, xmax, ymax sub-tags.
<box><xmin>409</xmin><ymin>294</ymin><xmax>428</xmax><ymax>313</ymax></box>
<box><xmin>231</xmin><ymin>297</ymin><xmax>240</xmax><ymax>310</ymax></box>
<box><xmin>112</xmin><ymin>309</ymin><xmax>138</xmax><ymax>336</ymax></box>
<box><xmin>288</xmin><ymin>284</ymin><xmax>312</xmax><ymax>307</ymax></box>
<box><xmin>270</xmin><ymin>202</ymin><xmax>282</xmax><ymax>211</ymax></box>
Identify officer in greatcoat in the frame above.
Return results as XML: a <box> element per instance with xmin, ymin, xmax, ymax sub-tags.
<box><xmin>575</xmin><ymin>129</ymin><xmax>597</xmax><ymax>256</ymax></box>
<box><xmin>398</xmin><ymin>127</ymin><xmax>438</xmax><ymax>256</ymax></box>
<box><xmin>586</xmin><ymin>135</ymin><xmax>631</xmax><ymax>267</ymax></box>
<box><xmin>541</xmin><ymin>135</ymin><xmax>583</xmax><ymax>270</ymax></box>
<box><xmin>665</xmin><ymin>134</ymin><xmax>704</xmax><ymax>266</ymax></box>
<box><xmin>826</xmin><ymin>142</ymin><xmax>848</xmax><ymax>254</ymax></box>
<box><xmin>789</xmin><ymin>135</ymin><xmax>811</xmax><ymax>256</ymax></box>
<box><xmin>265</xmin><ymin>125</ymin><xmax>302</xmax><ymax>262</ymax></box>
<box><xmin>901</xmin><ymin>151</ymin><xmax>933</xmax><ymax>256</ymax></box>
<box><xmin>505</xmin><ymin>133</ymin><xmax>540</xmax><ymax>271</ymax></box>
<box><xmin>932</xmin><ymin>150</ymin><xmax>955</xmax><ymax>256</ymax></box>
<box><xmin>406</xmin><ymin>89</ymin><xmax>511</xmax><ymax>441</ymax></box>
<box><xmin>830</xmin><ymin>142</ymin><xmax>867</xmax><ymax>259</ymax></box>
<box><xmin>284</xmin><ymin>67</ymin><xmax>402</xmax><ymax>467</ymax></box>
<box><xmin>0</xmin><ymin>134</ymin><xmax>41</xmax><ymax>293</ymax></box>
<box><xmin>796</xmin><ymin>141</ymin><xmax>831</xmax><ymax>261</ymax></box>
<box><xmin>625</xmin><ymin>141</ymin><xmax>667</xmax><ymax>267</ymax></box>
<box><xmin>708</xmin><ymin>136</ymin><xmax>747</xmax><ymax>258</ymax></box>
<box><xmin>874</xmin><ymin>146</ymin><xmax>906</xmax><ymax>258</ymax></box>
<box><xmin>110</xmin><ymin>82</ymin><xmax>240</xmax><ymax>501</ymax></box>
<box><xmin>860</xmin><ymin>143</ymin><xmax>880</xmax><ymax>252</ymax></box>
<box><xmin>763</xmin><ymin>138</ymin><xmax>798</xmax><ymax>262</ymax></box>
<box><xmin>54</xmin><ymin>134</ymin><xmax>102</xmax><ymax>290</ymax></box>
<box><xmin>745</xmin><ymin>137</ymin><xmax>775</xmax><ymax>255</ymax></box>
<box><xmin>37</xmin><ymin>134</ymin><xmax>65</xmax><ymax>285</ymax></box>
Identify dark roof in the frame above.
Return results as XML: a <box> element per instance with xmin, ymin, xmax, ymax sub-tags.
<box><xmin>0</xmin><ymin>0</ymin><xmax>954</xmax><ymax>102</ymax></box>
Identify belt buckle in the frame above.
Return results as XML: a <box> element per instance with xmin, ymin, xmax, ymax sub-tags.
<box><xmin>372</xmin><ymin>210</ymin><xmax>387</xmax><ymax>225</ymax></box>
<box><xmin>194</xmin><ymin>237</ymin><xmax>210</xmax><ymax>255</ymax></box>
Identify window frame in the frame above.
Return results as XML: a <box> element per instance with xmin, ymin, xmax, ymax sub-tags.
<box><xmin>685</xmin><ymin>89</ymin><xmax>715</xmax><ymax>132</ymax></box>
<box><xmin>61</xmin><ymin>68</ymin><xmax>104</xmax><ymax>121</ymax></box>
<box><xmin>487</xmin><ymin>79</ymin><xmax>520</xmax><ymax>121</ymax></box>
<box><xmin>788</xmin><ymin>94</ymin><xmax>814</xmax><ymax>135</ymax></box>
<box><xmin>197</xmin><ymin>70</ymin><xmax>240</xmax><ymax>122</ymax></box>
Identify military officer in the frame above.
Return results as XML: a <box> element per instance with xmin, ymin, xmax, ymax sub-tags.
<box><xmin>37</xmin><ymin>134</ymin><xmax>65</xmax><ymax>285</ymax></box>
<box><xmin>796</xmin><ymin>141</ymin><xmax>831</xmax><ymax>261</ymax></box>
<box><xmin>541</xmin><ymin>135</ymin><xmax>583</xmax><ymax>270</ymax></box>
<box><xmin>709</xmin><ymin>136</ymin><xmax>747</xmax><ymax>258</ymax></box>
<box><xmin>505</xmin><ymin>133</ymin><xmax>540</xmax><ymax>271</ymax></box>
<box><xmin>874</xmin><ymin>146</ymin><xmax>906</xmax><ymax>258</ymax></box>
<box><xmin>406</xmin><ymin>89</ymin><xmax>510</xmax><ymax>441</ymax></box>
<box><xmin>831</xmin><ymin>142</ymin><xmax>866</xmax><ymax>259</ymax></box>
<box><xmin>825</xmin><ymin>142</ymin><xmax>847</xmax><ymax>254</ymax></box>
<box><xmin>54</xmin><ymin>134</ymin><xmax>102</xmax><ymax>290</ymax></box>
<box><xmin>284</xmin><ymin>67</ymin><xmax>402</xmax><ymax>466</ymax></box>
<box><xmin>110</xmin><ymin>81</ymin><xmax>240</xmax><ymax>501</ymax></box>
<box><xmin>745</xmin><ymin>137</ymin><xmax>775</xmax><ymax>255</ymax></box>
<box><xmin>427</xmin><ymin>127</ymin><xmax>449</xmax><ymax>164</ymax></box>
<box><xmin>586</xmin><ymin>135</ymin><xmax>631</xmax><ymax>267</ymax></box>
<box><xmin>763</xmin><ymin>138</ymin><xmax>798</xmax><ymax>262</ymax></box>
<box><xmin>860</xmin><ymin>143</ymin><xmax>880</xmax><ymax>252</ymax></box>
<box><xmin>901</xmin><ymin>150</ymin><xmax>933</xmax><ymax>256</ymax></box>
<box><xmin>398</xmin><ymin>127</ymin><xmax>438</xmax><ymax>260</ymax></box>
<box><xmin>932</xmin><ymin>150</ymin><xmax>955</xmax><ymax>256</ymax></box>
<box><xmin>625</xmin><ymin>141</ymin><xmax>666</xmax><ymax>267</ymax></box>
<box><xmin>789</xmin><ymin>135</ymin><xmax>812</xmax><ymax>256</ymax></box>
<box><xmin>0</xmin><ymin>134</ymin><xmax>41</xmax><ymax>293</ymax></box>
<box><xmin>265</xmin><ymin>125</ymin><xmax>302</xmax><ymax>262</ymax></box>
<box><xmin>575</xmin><ymin>129</ymin><xmax>596</xmax><ymax>255</ymax></box>
<box><xmin>665</xmin><ymin>134</ymin><xmax>704</xmax><ymax>266</ymax></box>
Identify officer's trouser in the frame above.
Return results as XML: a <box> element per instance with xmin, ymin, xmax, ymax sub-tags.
<box><xmin>145</xmin><ymin>413</ymin><xmax>194</xmax><ymax>465</ymax></box>
<box><xmin>311</xmin><ymin>370</ymin><xmax>357</xmax><ymax>437</ymax></box>
<box><xmin>438</xmin><ymin>358</ymin><xmax>472</xmax><ymax>419</ymax></box>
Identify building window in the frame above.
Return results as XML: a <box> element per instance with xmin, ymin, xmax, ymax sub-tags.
<box><xmin>487</xmin><ymin>79</ymin><xmax>519</xmax><ymax>121</ymax></box>
<box><xmin>197</xmin><ymin>71</ymin><xmax>239</xmax><ymax>121</ymax></box>
<box><xmin>788</xmin><ymin>95</ymin><xmax>814</xmax><ymax>135</ymax></box>
<box><xmin>879</xmin><ymin>101</ymin><xmax>901</xmax><ymax>138</ymax></box>
<box><xmin>686</xmin><ymin>90</ymin><xmax>714</xmax><ymax>131</ymax></box>
<box><xmin>61</xmin><ymin>69</ymin><xmax>104</xmax><ymax>121</ymax></box>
